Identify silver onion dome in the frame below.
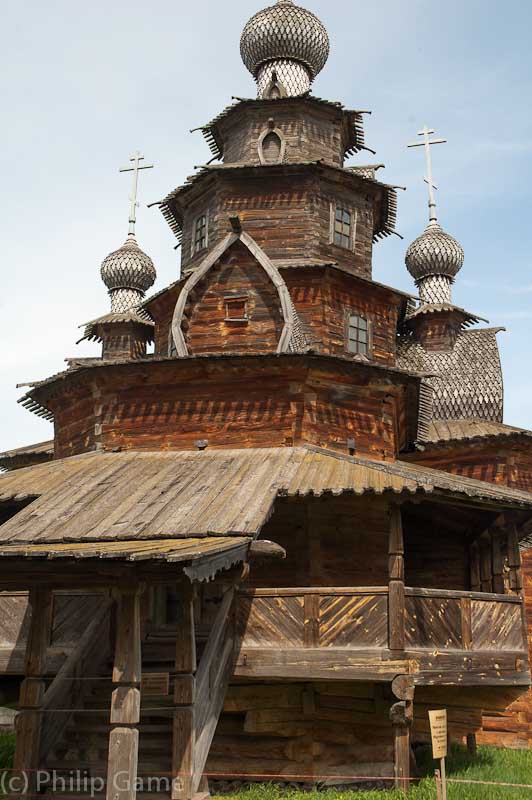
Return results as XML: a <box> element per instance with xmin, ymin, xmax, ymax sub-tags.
<box><xmin>405</xmin><ymin>222</ymin><xmax>464</xmax><ymax>281</ymax></box>
<box><xmin>101</xmin><ymin>236</ymin><xmax>156</xmax><ymax>313</ymax></box>
<box><xmin>241</xmin><ymin>0</ymin><xmax>330</xmax><ymax>94</ymax></box>
<box><xmin>101</xmin><ymin>236</ymin><xmax>156</xmax><ymax>292</ymax></box>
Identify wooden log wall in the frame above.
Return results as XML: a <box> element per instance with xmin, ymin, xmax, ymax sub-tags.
<box><xmin>50</xmin><ymin>358</ymin><xmax>405</xmax><ymax>460</ymax></box>
<box><xmin>208</xmin><ymin>682</ymin><xmax>395</xmax><ymax>784</ymax></box>
<box><xmin>218</xmin><ymin>102</ymin><xmax>349</xmax><ymax>168</ymax></box>
<box><xmin>179</xmin><ymin>168</ymin><xmax>378</xmax><ymax>279</ymax></box>
<box><xmin>184</xmin><ymin>242</ymin><xmax>284</xmax><ymax>356</ymax></box>
<box><xmin>252</xmin><ymin>495</ymin><xmax>390</xmax><ymax>589</ymax></box>
<box><xmin>153</xmin><ymin>264</ymin><xmax>403</xmax><ymax>371</ymax></box>
<box><xmin>206</xmin><ymin>681</ymin><xmax>522</xmax><ymax>784</ymax></box>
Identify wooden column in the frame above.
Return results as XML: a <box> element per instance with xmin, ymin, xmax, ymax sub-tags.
<box><xmin>13</xmin><ymin>587</ymin><xmax>53</xmax><ymax>792</ymax></box>
<box><xmin>388</xmin><ymin>504</ymin><xmax>405</xmax><ymax>653</ymax></box>
<box><xmin>106</xmin><ymin>584</ymin><xmax>142</xmax><ymax>800</ymax></box>
<box><xmin>507</xmin><ymin>524</ymin><xmax>523</xmax><ymax>594</ymax></box>
<box><xmin>172</xmin><ymin>583</ymin><xmax>197</xmax><ymax>800</ymax></box>
<box><xmin>491</xmin><ymin>530</ymin><xmax>505</xmax><ymax>594</ymax></box>
<box><xmin>391</xmin><ymin>676</ymin><xmax>414</xmax><ymax>795</ymax></box>
<box><xmin>469</xmin><ymin>540</ymin><xmax>481</xmax><ymax>592</ymax></box>
<box><xmin>479</xmin><ymin>534</ymin><xmax>493</xmax><ymax>593</ymax></box>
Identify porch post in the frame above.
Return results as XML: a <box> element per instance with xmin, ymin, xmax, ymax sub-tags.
<box><xmin>391</xmin><ymin>676</ymin><xmax>414</xmax><ymax>796</ymax></box>
<box><xmin>13</xmin><ymin>587</ymin><xmax>53</xmax><ymax>793</ymax></box>
<box><xmin>106</xmin><ymin>584</ymin><xmax>143</xmax><ymax>800</ymax></box>
<box><xmin>388</xmin><ymin>503</ymin><xmax>405</xmax><ymax>653</ymax></box>
<box><xmin>172</xmin><ymin>582</ymin><xmax>197</xmax><ymax>800</ymax></box>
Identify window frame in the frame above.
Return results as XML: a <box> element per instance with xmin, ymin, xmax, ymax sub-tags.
<box><xmin>345</xmin><ymin>311</ymin><xmax>372</xmax><ymax>359</ymax></box>
<box><xmin>224</xmin><ymin>294</ymin><xmax>249</xmax><ymax>323</ymax></box>
<box><xmin>192</xmin><ymin>211</ymin><xmax>209</xmax><ymax>256</ymax></box>
<box><xmin>258</xmin><ymin>126</ymin><xmax>287</xmax><ymax>165</ymax></box>
<box><xmin>329</xmin><ymin>203</ymin><xmax>357</xmax><ymax>251</ymax></box>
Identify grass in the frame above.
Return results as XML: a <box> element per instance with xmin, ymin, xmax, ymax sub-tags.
<box><xmin>211</xmin><ymin>745</ymin><xmax>532</xmax><ymax>800</ymax></box>
<box><xmin>0</xmin><ymin>734</ymin><xmax>14</xmax><ymax>769</ymax></box>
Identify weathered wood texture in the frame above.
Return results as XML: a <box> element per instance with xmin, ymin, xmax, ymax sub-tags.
<box><xmin>208</xmin><ymin>681</ymin><xmax>395</xmax><ymax>783</ymax></box>
<box><xmin>177</xmin><ymin>167</ymin><xmax>378</xmax><ymax>278</ymax></box>
<box><xmin>215</xmin><ymin>100</ymin><xmax>353</xmax><ymax>168</ymax></box>
<box><xmin>151</xmin><ymin>266</ymin><xmax>404</xmax><ymax>368</ymax></box>
<box><xmin>408</xmin><ymin>441</ymin><xmax>532</xmax><ymax>747</ymax></box>
<box><xmin>106</xmin><ymin>586</ymin><xmax>142</xmax><ymax>800</ymax></box>
<box><xmin>0</xmin><ymin>591</ymin><xmax>108</xmax><ymax>675</ymax></box>
<box><xmin>50</xmin><ymin>357</ymin><xmax>408</xmax><ymax>460</ymax></box>
<box><xmin>39</xmin><ymin>599</ymin><xmax>112</xmax><ymax>762</ymax></box>
<box><xmin>235</xmin><ymin>586</ymin><xmax>526</xmax><ymax>681</ymax></box>
<box><xmin>13</xmin><ymin>588</ymin><xmax>53</xmax><ymax>782</ymax></box>
<box><xmin>183</xmin><ymin>241</ymin><xmax>284</xmax><ymax>356</ymax></box>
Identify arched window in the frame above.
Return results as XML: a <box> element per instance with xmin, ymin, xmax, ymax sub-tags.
<box><xmin>258</xmin><ymin>124</ymin><xmax>286</xmax><ymax>165</ymax></box>
<box><xmin>346</xmin><ymin>313</ymin><xmax>371</xmax><ymax>358</ymax></box>
<box><xmin>261</xmin><ymin>132</ymin><xmax>282</xmax><ymax>164</ymax></box>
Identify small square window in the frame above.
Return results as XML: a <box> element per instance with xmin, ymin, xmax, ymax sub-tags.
<box><xmin>193</xmin><ymin>214</ymin><xmax>207</xmax><ymax>254</ymax></box>
<box><xmin>334</xmin><ymin>206</ymin><xmax>352</xmax><ymax>250</ymax></box>
<box><xmin>225</xmin><ymin>298</ymin><xmax>248</xmax><ymax>322</ymax></box>
<box><xmin>347</xmin><ymin>314</ymin><xmax>369</xmax><ymax>357</ymax></box>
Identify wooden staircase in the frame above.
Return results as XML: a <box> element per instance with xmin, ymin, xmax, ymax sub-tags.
<box><xmin>37</xmin><ymin>589</ymin><xmax>235</xmax><ymax>799</ymax></box>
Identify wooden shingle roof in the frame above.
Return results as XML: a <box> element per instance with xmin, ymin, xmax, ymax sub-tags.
<box><xmin>426</xmin><ymin>419</ymin><xmax>532</xmax><ymax>446</ymax></box>
<box><xmin>1</xmin><ymin>446</ymin><xmax>532</xmax><ymax>548</ymax></box>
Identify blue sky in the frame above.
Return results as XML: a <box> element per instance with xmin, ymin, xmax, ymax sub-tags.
<box><xmin>1</xmin><ymin>0</ymin><xmax>531</xmax><ymax>450</ymax></box>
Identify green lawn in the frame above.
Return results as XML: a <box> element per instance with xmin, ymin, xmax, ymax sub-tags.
<box><xmin>212</xmin><ymin>745</ymin><xmax>532</xmax><ymax>800</ymax></box>
<box><xmin>0</xmin><ymin>735</ymin><xmax>14</xmax><ymax>770</ymax></box>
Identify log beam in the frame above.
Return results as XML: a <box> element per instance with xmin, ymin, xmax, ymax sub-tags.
<box><xmin>106</xmin><ymin>584</ymin><xmax>143</xmax><ymax>800</ymax></box>
<box><xmin>391</xmin><ymin>677</ymin><xmax>414</xmax><ymax>795</ymax></box>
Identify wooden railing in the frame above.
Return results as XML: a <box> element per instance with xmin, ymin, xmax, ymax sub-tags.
<box><xmin>236</xmin><ymin>586</ymin><xmax>527</xmax><ymax>654</ymax></box>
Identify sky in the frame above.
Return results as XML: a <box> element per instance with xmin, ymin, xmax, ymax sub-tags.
<box><xmin>1</xmin><ymin>0</ymin><xmax>532</xmax><ymax>450</ymax></box>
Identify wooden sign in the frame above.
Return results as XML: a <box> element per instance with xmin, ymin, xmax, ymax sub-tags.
<box><xmin>429</xmin><ymin>709</ymin><xmax>448</xmax><ymax>759</ymax></box>
<box><xmin>141</xmin><ymin>672</ymin><xmax>170</xmax><ymax>697</ymax></box>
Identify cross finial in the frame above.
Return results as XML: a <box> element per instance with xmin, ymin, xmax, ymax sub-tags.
<box><xmin>408</xmin><ymin>126</ymin><xmax>447</xmax><ymax>224</ymax></box>
<box><xmin>119</xmin><ymin>151</ymin><xmax>154</xmax><ymax>238</ymax></box>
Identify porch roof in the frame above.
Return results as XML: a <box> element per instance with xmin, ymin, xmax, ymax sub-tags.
<box><xmin>0</xmin><ymin>446</ymin><xmax>531</xmax><ymax>548</ymax></box>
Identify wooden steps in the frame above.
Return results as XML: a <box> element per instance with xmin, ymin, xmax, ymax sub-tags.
<box><xmin>41</xmin><ymin>637</ymin><xmax>177</xmax><ymax>798</ymax></box>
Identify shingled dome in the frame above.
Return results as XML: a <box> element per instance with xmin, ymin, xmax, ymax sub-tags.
<box><xmin>240</xmin><ymin>0</ymin><xmax>330</xmax><ymax>80</ymax></box>
<box><xmin>405</xmin><ymin>221</ymin><xmax>464</xmax><ymax>281</ymax></box>
<box><xmin>101</xmin><ymin>236</ymin><xmax>156</xmax><ymax>292</ymax></box>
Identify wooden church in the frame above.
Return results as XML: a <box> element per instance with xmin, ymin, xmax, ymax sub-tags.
<box><xmin>0</xmin><ymin>0</ymin><xmax>531</xmax><ymax>795</ymax></box>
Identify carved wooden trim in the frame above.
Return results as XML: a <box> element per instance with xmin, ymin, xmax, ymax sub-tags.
<box><xmin>171</xmin><ymin>229</ymin><xmax>299</xmax><ymax>357</ymax></box>
<box><xmin>257</xmin><ymin>127</ymin><xmax>287</xmax><ymax>165</ymax></box>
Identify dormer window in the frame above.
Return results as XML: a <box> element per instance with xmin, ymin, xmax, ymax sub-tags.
<box><xmin>193</xmin><ymin>213</ymin><xmax>208</xmax><ymax>255</ymax></box>
<box><xmin>346</xmin><ymin>313</ymin><xmax>370</xmax><ymax>358</ymax></box>
<box><xmin>334</xmin><ymin>206</ymin><xmax>353</xmax><ymax>249</ymax></box>
<box><xmin>225</xmin><ymin>296</ymin><xmax>249</xmax><ymax>323</ymax></box>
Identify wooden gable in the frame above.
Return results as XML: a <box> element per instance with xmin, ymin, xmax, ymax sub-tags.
<box><xmin>185</xmin><ymin>240</ymin><xmax>285</xmax><ymax>356</ymax></box>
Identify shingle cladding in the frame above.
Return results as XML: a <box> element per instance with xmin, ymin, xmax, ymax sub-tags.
<box><xmin>397</xmin><ymin>328</ymin><xmax>504</xmax><ymax>424</ymax></box>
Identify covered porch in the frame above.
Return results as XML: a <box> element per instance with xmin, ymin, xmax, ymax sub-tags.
<box><xmin>0</xmin><ymin>446</ymin><xmax>531</xmax><ymax>796</ymax></box>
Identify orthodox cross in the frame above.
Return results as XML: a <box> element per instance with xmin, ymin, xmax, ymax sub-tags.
<box><xmin>119</xmin><ymin>151</ymin><xmax>154</xmax><ymax>237</ymax></box>
<box><xmin>408</xmin><ymin>125</ymin><xmax>446</xmax><ymax>223</ymax></box>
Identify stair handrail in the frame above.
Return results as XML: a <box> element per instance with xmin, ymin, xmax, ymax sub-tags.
<box><xmin>39</xmin><ymin>597</ymin><xmax>113</xmax><ymax>762</ymax></box>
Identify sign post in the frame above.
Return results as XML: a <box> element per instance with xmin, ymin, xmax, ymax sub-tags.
<box><xmin>429</xmin><ymin>709</ymin><xmax>448</xmax><ymax>800</ymax></box>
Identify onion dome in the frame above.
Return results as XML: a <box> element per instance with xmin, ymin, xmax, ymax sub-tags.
<box><xmin>101</xmin><ymin>235</ymin><xmax>156</xmax><ymax>313</ymax></box>
<box><xmin>405</xmin><ymin>221</ymin><xmax>464</xmax><ymax>282</ymax></box>
<box><xmin>241</xmin><ymin>0</ymin><xmax>330</xmax><ymax>98</ymax></box>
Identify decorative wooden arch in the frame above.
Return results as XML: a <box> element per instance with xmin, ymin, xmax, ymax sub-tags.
<box><xmin>171</xmin><ymin>227</ymin><xmax>303</xmax><ymax>357</ymax></box>
<box><xmin>258</xmin><ymin>126</ymin><xmax>286</xmax><ymax>165</ymax></box>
